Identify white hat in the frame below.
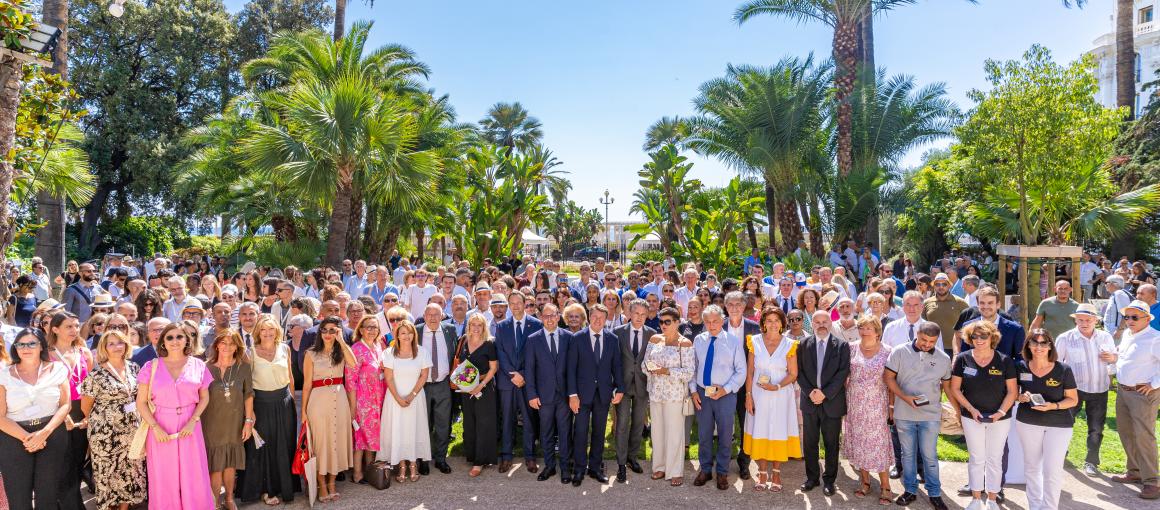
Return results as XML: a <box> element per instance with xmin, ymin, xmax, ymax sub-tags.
<box><xmin>1120</xmin><ymin>300</ymin><xmax>1155</xmax><ymax>322</ymax></box>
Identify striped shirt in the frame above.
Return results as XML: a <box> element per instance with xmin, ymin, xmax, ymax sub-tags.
<box><xmin>1055</xmin><ymin>327</ymin><xmax>1116</xmax><ymax>393</ymax></box>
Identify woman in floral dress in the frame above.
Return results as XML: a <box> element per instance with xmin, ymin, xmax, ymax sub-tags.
<box><xmin>345</xmin><ymin>316</ymin><xmax>387</xmax><ymax>484</ymax></box>
<box><xmin>79</xmin><ymin>330</ymin><xmax>147</xmax><ymax>510</ymax></box>
<box><xmin>843</xmin><ymin>314</ymin><xmax>895</xmax><ymax>505</ymax></box>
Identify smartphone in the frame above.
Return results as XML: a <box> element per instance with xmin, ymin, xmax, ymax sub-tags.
<box><xmin>976</xmin><ymin>415</ymin><xmax>993</xmax><ymax>423</ymax></box>
<box><xmin>1029</xmin><ymin>393</ymin><xmax>1046</xmax><ymax>406</ymax></box>
<box><xmin>913</xmin><ymin>394</ymin><xmax>930</xmax><ymax>407</ymax></box>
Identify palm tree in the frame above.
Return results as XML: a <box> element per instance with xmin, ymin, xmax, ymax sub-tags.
<box><xmin>1113</xmin><ymin>0</ymin><xmax>1135</xmax><ymax>119</ymax></box>
<box><xmin>636</xmin><ymin>145</ymin><xmax>702</xmax><ymax>249</ymax></box>
<box><xmin>522</xmin><ymin>144</ymin><xmax>571</xmax><ymax>206</ymax></box>
<box><xmin>478</xmin><ymin>102</ymin><xmax>543</xmax><ymax>156</ymax></box>
<box><xmin>11</xmin><ymin>123</ymin><xmax>95</xmax><ymax>208</ymax></box>
<box><xmin>643</xmin><ymin>116</ymin><xmax>691</xmax><ymax>151</ymax></box>
<box><xmin>687</xmin><ymin>57</ymin><xmax>830</xmax><ymax>254</ymax></box>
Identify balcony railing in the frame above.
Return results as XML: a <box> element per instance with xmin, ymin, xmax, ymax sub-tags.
<box><xmin>1137</xmin><ymin>21</ymin><xmax>1155</xmax><ymax>35</ymax></box>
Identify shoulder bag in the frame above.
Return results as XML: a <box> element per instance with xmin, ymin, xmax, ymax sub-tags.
<box><xmin>127</xmin><ymin>360</ymin><xmax>157</xmax><ymax>460</ymax></box>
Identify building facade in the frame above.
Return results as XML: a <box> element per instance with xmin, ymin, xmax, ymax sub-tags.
<box><xmin>1089</xmin><ymin>0</ymin><xmax>1160</xmax><ymax>117</ymax></box>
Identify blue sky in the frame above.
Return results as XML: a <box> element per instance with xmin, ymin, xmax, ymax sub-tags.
<box><xmin>226</xmin><ymin>0</ymin><xmax>1114</xmax><ymax>221</ymax></box>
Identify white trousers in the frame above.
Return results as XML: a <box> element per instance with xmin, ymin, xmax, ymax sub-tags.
<box><xmin>961</xmin><ymin>417</ymin><xmax>1013</xmax><ymax>494</ymax></box>
<box><xmin>649</xmin><ymin>400</ymin><xmax>686</xmax><ymax>479</ymax></box>
<box><xmin>1016</xmin><ymin>422</ymin><xmax>1072</xmax><ymax>510</ymax></box>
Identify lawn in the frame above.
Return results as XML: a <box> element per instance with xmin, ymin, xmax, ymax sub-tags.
<box><xmin>446</xmin><ymin>389</ymin><xmax>1156</xmax><ymax>473</ymax></box>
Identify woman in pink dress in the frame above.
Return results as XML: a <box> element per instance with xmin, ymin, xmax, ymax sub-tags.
<box><xmin>136</xmin><ymin>322</ymin><xmax>215</xmax><ymax>510</ymax></box>
<box><xmin>842</xmin><ymin>314</ymin><xmax>895</xmax><ymax>505</ymax></box>
<box><xmin>345</xmin><ymin>316</ymin><xmax>387</xmax><ymax>484</ymax></box>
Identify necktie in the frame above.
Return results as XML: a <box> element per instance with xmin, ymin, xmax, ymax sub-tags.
<box><xmin>550</xmin><ymin>332</ymin><xmax>557</xmax><ymax>357</ymax></box>
<box><xmin>908</xmin><ymin>323</ymin><xmax>915</xmax><ymax>341</ymax></box>
<box><xmin>632</xmin><ymin>330</ymin><xmax>640</xmax><ymax>358</ymax></box>
<box><xmin>244</xmin><ymin>333</ymin><xmax>252</xmax><ymax>347</ymax></box>
<box><xmin>593</xmin><ymin>333</ymin><xmax>601</xmax><ymax>359</ymax></box>
<box><xmin>429</xmin><ymin>330</ymin><xmax>439</xmax><ymax>383</ymax></box>
<box><xmin>515</xmin><ymin>321</ymin><xmax>524</xmax><ymax>358</ymax></box>
<box><xmin>703</xmin><ymin>336</ymin><xmax>716</xmax><ymax>388</ymax></box>
<box><xmin>816</xmin><ymin>338</ymin><xmax>827</xmax><ymax>387</ymax></box>
<box><xmin>782</xmin><ymin>297</ymin><xmax>790</xmax><ymax>314</ymax></box>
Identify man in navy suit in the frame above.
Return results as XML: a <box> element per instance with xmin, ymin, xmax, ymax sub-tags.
<box><xmin>495</xmin><ymin>291</ymin><xmax>544</xmax><ymax>473</ymax></box>
<box><xmin>956</xmin><ymin>286</ymin><xmax>1024</xmax><ymax>361</ymax></box>
<box><xmin>566</xmin><ymin>303</ymin><xmax>623</xmax><ymax>486</ymax></box>
<box><xmin>723</xmin><ymin>291</ymin><xmax>760</xmax><ymax>480</ymax></box>
<box><xmin>525</xmin><ymin>304</ymin><xmax>573</xmax><ymax>483</ymax></box>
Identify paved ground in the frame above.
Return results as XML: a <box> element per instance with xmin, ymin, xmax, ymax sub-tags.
<box><xmin>201</xmin><ymin>458</ymin><xmax>1149</xmax><ymax>510</ymax></box>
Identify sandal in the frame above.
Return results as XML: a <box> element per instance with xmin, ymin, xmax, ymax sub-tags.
<box><xmin>670</xmin><ymin>477</ymin><xmax>683</xmax><ymax>487</ymax></box>
<box><xmin>754</xmin><ymin>471</ymin><xmax>768</xmax><ymax>492</ymax></box>
<box><xmin>879</xmin><ymin>488</ymin><xmax>894</xmax><ymax>506</ymax></box>
<box><xmin>652</xmin><ymin>471</ymin><xmax>665</xmax><ymax>480</ymax></box>
<box><xmin>409</xmin><ymin>462</ymin><xmax>420</xmax><ymax>482</ymax></box>
<box><xmin>855</xmin><ymin>481</ymin><xmax>872</xmax><ymax>498</ymax></box>
<box><xmin>769</xmin><ymin>468</ymin><xmax>783</xmax><ymax>493</ymax></box>
<box><xmin>262</xmin><ymin>495</ymin><xmax>281</xmax><ymax>506</ymax></box>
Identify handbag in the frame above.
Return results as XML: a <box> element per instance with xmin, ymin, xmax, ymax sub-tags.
<box><xmin>364</xmin><ymin>461</ymin><xmax>393</xmax><ymax>490</ymax></box>
<box><xmin>127</xmin><ymin>360</ymin><xmax>157</xmax><ymax>460</ymax></box>
<box><xmin>291</xmin><ymin>423</ymin><xmax>311</xmax><ymax>475</ymax></box>
<box><xmin>678</xmin><ymin>344</ymin><xmax>695</xmax><ymax>416</ymax></box>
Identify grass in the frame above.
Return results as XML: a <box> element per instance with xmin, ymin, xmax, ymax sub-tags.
<box><xmin>446</xmin><ymin>389</ymin><xmax>1155</xmax><ymax>473</ymax></box>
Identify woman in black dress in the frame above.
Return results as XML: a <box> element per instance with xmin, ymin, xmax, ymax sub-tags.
<box><xmin>453</xmin><ymin>314</ymin><xmax>499</xmax><ymax>477</ymax></box>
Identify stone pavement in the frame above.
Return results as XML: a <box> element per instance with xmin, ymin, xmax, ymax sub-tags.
<box><xmin>234</xmin><ymin>457</ymin><xmax>1148</xmax><ymax>510</ymax></box>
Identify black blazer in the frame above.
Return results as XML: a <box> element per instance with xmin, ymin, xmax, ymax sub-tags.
<box><xmin>796</xmin><ymin>334</ymin><xmax>851</xmax><ymax>418</ymax></box>
<box><xmin>614</xmin><ymin>324</ymin><xmax>657</xmax><ymax>398</ymax></box>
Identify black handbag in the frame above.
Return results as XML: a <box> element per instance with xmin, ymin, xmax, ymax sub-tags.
<box><xmin>364</xmin><ymin>461</ymin><xmax>392</xmax><ymax>490</ymax></box>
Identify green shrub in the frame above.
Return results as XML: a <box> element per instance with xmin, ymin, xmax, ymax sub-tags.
<box><xmin>245</xmin><ymin>237</ymin><xmax>325</xmax><ymax>269</ymax></box>
<box><xmin>98</xmin><ymin>216</ymin><xmax>190</xmax><ymax>258</ymax></box>
<box><xmin>632</xmin><ymin>249</ymin><xmax>666</xmax><ymax>266</ymax></box>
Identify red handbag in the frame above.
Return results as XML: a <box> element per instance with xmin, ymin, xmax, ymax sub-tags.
<box><xmin>291</xmin><ymin>424</ymin><xmax>310</xmax><ymax>475</ymax></box>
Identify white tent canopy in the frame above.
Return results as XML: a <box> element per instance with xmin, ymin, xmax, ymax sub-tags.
<box><xmin>523</xmin><ymin>229</ymin><xmax>550</xmax><ymax>245</ymax></box>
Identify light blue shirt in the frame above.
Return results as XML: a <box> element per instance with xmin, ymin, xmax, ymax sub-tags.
<box><xmin>364</xmin><ymin>282</ymin><xmax>400</xmax><ymax>306</ymax></box>
<box><xmin>344</xmin><ymin>274</ymin><xmax>369</xmax><ymax>298</ymax></box>
<box><xmin>689</xmin><ymin>329</ymin><xmax>747</xmax><ymax>394</ymax></box>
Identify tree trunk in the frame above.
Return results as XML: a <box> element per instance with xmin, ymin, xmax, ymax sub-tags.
<box><xmin>0</xmin><ymin>58</ymin><xmax>23</xmax><ymax>261</ymax></box>
<box><xmin>220</xmin><ymin>214</ymin><xmax>230</xmax><ymax>239</ymax></box>
<box><xmin>333</xmin><ymin>0</ymin><xmax>347</xmax><ymax>41</ymax></box>
<box><xmin>271</xmin><ymin>214</ymin><xmax>297</xmax><ymax>242</ymax></box>
<box><xmin>807</xmin><ymin>197</ymin><xmax>824</xmax><ymax>257</ymax></box>
<box><xmin>745</xmin><ymin>220</ymin><xmax>758</xmax><ymax>251</ymax></box>
<box><xmin>378</xmin><ymin>225</ymin><xmax>401</xmax><ymax>262</ymax></box>
<box><xmin>362</xmin><ymin>202</ymin><xmax>378</xmax><ymax>257</ymax></box>
<box><xmin>79</xmin><ymin>182</ymin><xmax>114</xmax><ymax>255</ymax></box>
<box><xmin>345</xmin><ymin>187</ymin><xmax>362</xmax><ymax>259</ymax></box>
<box><xmin>859</xmin><ymin>2</ymin><xmax>881</xmax><ymax>251</ymax></box>
<box><xmin>324</xmin><ymin>164</ymin><xmax>354</xmax><ymax>267</ymax></box>
<box><xmin>763</xmin><ymin>182</ymin><xmax>779</xmax><ymax>252</ymax></box>
<box><xmin>416</xmin><ymin>229</ymin><xmax>426</xmax><ymax>262</ymax></box>
<box><xmin>833</xmin><ymin>21</ymin><xmax>858</xmax><ymax>178</ymax></box>
<box><xmin>776</xmin><ymin>198</ymin><xmax>802</xmax><ymax>256</ymax></box>
<box><xmin>34</xmin><ymin>0</ymin><xmax>69</xmax><ymax>279</ymax></box>
<box><xmin>1117</xmin><ymin>0</ymin><xmax>1136</xmax><ymax>120</ymax></box>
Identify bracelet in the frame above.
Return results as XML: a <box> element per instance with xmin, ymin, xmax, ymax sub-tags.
<box><xmin>244</xmin><ymin>418</ymin><xmax>255</xmax><ymax>424</ymax></box>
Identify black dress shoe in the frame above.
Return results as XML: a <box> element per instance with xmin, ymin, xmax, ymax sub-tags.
<box><xmin>588</xmin><ymin>469</ymin><xmax>609</xmax><ymax>483</ymax></box>
<box><xmin>800</xmin><ymin>480</ymin><xmax>819</xmax><ymax>492</ymax></box>
<box><xmin>435</xmin><ymin>461</ymin><xmax>452</xmax><ymax>474</ymax></box>
<box><xmin>894</xmin><ymin>492</ymin><xmax>918</xmax><ymax>506</ymax></box>
<box><xmin>561</xmin><ymin>471</ymin><xmax>572</xmax><ymax>484</ymax></box>
<box><xmin>538</xmin><ymin>467</ymin><xmax>557</xmax><ymax>481</ymax></box>
<box><xmin>694</xmin><ymin>472</ymin><xmax>713</xmax><ymax>486</ymax></box>
<box><xmin>996</xmin><ymin>490</ymin><xmax>1006</xmax><ymax>504</ymax></box>
<box><xmin>627</xmin><ymin>459</ymin><xmax>644</xmax><ymax>474</ymax></box>
<box><xmin>823</xmin><ymin>483</ymin><xmax>836</xmax><ymax>496</ymax></box>
<box><xmin>616</xmin><ymin>465</ymin><xmax>627</xmax><ymax>483</ymax></box>
<box><xmin>739</xmin><ymin>466</ymin><xmax>751</xmax><ymax>480</ymax></box>
<box><xmin>418</xmin><ymin>460</ymin><xmax>430</xmax><ymax>476</ymax></box>
<box><xmin>890</xmin><ymin>465</ymin><xmax>902</xmax><ymax>479</ymax></box>
<box><xmin>928</xmin><ymin>496</ymin><xmax>949</xmax><ymax>510</ymax></box>
<box><xmin>571</xmin><ymin>474</ymin><xmax>582</xmax><ymax>487</ymax></box>
<box><xmin>957</xmin><ymin>484</ymin><xmax>971</xmax><ymax>496</ymax></box>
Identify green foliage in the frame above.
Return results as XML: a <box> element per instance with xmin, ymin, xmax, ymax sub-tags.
<box><xmin>778</xmin><ymin>250</ymin><xmax>829</xmax><ymax>274</ymax></box>
<box><xmin>631</xmin><ymin>249</ymin><xmax>666</xmax><ymax>267</ymax></box>
<box><xmin>12</xmin><ymin>66</ymin><xmax>89</xmax><ymax>204</ymax></box>
<box><xmin>627</xmin><ymin>145</ymin><xmax>700</xmax><ymax>254</ymax></box>
<box><xmin>681</xmin><ymin>176</ymin><xmax>763</xmax><ymax>274</ymax></box>
<box><xmin>239</xmin><ymin>237</ymin><xmax>325</xmax><ymax>269</ymax></box>
<box><xmin>541</xmin><ymin>200</ymin><xmax>602</xmax><ymax>257</ymax></box>
<box><xmin>97</xmin><ymin>217</ymin><xmax>191</xmax><ymax>257</ymax></box>
<box><xmin>0</xmin><ymin>0</ymin><xmax>36</xmax><ymax>50</ymax></box>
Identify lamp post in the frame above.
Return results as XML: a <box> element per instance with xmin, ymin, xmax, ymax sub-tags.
<box><xmin>599</xmin><ymin>189</ymin><xmax>613</xmax><ymax>258</ymax></box>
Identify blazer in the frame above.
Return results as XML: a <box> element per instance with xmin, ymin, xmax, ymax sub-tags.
<box><xmin>495</xmin><ymin>315</ymin><xmax>544</xmax><ymax>391</ymax></box>
<box><xmin>524</xmin><ymin>328</ymin><xmax>572</xmax><ymax>404</ymax></box>
<box><xmin>959</xmin><ymin>315</ymin><xmax>1026</xmax><ymax>362</ymax></box>
<box><xmin>63</xmin><ymin>282</ymin><xmax>103</xmax><ymax>323</ymax></box>
<box><xmin>416</xmin><ymin>321</ymin><xmax>458</xmax><ymax>379</ymax></box>
<box><xmin>614</xmin><ymin>324</ymin><xmax>657</xmax><ymax>397</ymax></box>
<box><xmin>566</xmin><ymin>327</ymin><xmax>623</xmax><ymax>406</ymax></box>
<box><xmin>796</xmin><ymin>334</ymin><xmax>851</xmax><ymax>418</ymax></box>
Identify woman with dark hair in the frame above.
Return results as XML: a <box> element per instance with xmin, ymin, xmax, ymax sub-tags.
<box><xmin>133</xmin><ymin>290</ymin><xmax>164</xmax><ymax>322</ymax></box>
<box><xmin>136</xmin><ymin>322</ymin><xmax>215</xmax><ymax>509</ymax></box>
<box><xmin>535</xmin><ymin>271</ymin><xmax>552</xmax><ymax>293</ymax></box>
<box><xmin>797</xmin><ymin>288</ymin><xmax>820</xmax><ymax>335</ymax></box>
<box><xmin>642</xmin><ymin>307</ymin><xmax>695</xmax><ymax>486</ymax></box>
<box><xmin>1014</xmin><ymin>329</ymin><xmax>1078</xmax><ymax>510</ymax></box>
<box><xmin>743</xmin><ymin>307</ymin><xmax>800</xmax><ymax>493</ymax></box>
<box><xmin>243</xmin><ymin>273</ymin><xmax>263</xmax><ymax>304</ymax></box>
<box><xmin>302</xmin><ymin>316</ymin><xmax>357</xmax><ymax>502</ymax></box>
<box><xmin>553</xmin><ymin>286</ymin><xmax>572</xmax><ymax>311</ymax></box>
<box><xmin>46</xmin><ymin>311</ymin><xmax>91</xmax><ymax>510</ymax></box>
<box><xmin>0</xmin><ymin>329</ymin><xmax>71</xmax><ymax>510</ymax></box>
<box><xmin>377</xmin><ymin>319</ymin><xmax>432</xmax><ymax>483</ymax></box>
<box><xmin>6</xmin><ymin>275</ymin><xmax>39</xmax><ymax>327</ymax></box>
<box><xmin>203</xmin><ymin>329</ymin><xmax>254</xmax><ymax>510</ymax></box>
<box><xmin>80</xmin><ymin>329</ymin><xmax>147</xmax><ymax>510</ymax></box>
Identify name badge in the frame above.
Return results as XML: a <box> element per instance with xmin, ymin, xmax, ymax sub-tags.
<box><xmin>963</xmin><ymin>367</ymin><xmax>978</xmax><ymax>377</ymax></box>
<box><xmin>1019</xmin><ymin>373</ymin><xmax>1033</xmax><ymax>382</ymax></box>
<box><xmin>123</xmin><ymin>402</ymin><xmax>138</xmax><ymax>414</ymax></box>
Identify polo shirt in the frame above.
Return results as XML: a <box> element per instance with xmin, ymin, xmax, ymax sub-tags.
<box><xmin>921</xmin><ymin>295</ymin><xmax>968</xmax><ymax>351</ymax></box>
<box><xmin>885</xmin><ymin>342</ymin><xmax>951</xmax><ymax>422</ymax></box>
<box><xmin>1034</xmin><ymin>298</ymin><xmax>1079</xmax><ymax>339</ymax></box>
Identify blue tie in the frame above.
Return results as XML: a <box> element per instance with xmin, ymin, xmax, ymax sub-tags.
<box><xmin>703</xmin><ymin>336</ymin><xmax>716</xmax><ymax>388</ymax></box>
<box><xmin>515</xmin><ymin>321</ymin><xmax>524</xmax><ymax>359</ymax></box>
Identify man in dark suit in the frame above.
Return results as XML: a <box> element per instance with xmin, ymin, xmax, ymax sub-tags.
<box><xmin>299</xmin><ymin>300</ymin><xmax>354</xmax><ymax>351</ymax></box>
<box><xmin>566</xmin><ymin>304</ymin><xmax>623</xmax><ymax>486</ymax></box>
<box><xmin>495</xmin><ymin>291</ymin><xmax>544</xmax><ymax>473</ymax></box>
<box><xmin>723</xmin><ymin>291</ymin><xmax>760</xmax><ymax>480</ymax></box>
<box><xmin>525</xmin><ymin>304</ymin><xmax>573</xmax><ymax>483</ymax></box>
<box><xmin>957</xmin><ymin>286</ymin><xmax>1025</xmax><ymax>361</ymax></box>
<box><xmin>797</xmin><ymin>310</ymin><xmax>851</xmax><ymax>496</ymax></box>
<box><xmin>613</xmin><ymin>298</ymin><xmax>657</xmax><ymax>482</ymax></box>
<box><xmin>416</xmin><ymin>303</ymin><xmax>459</xmax><ymax>475</ymax></box>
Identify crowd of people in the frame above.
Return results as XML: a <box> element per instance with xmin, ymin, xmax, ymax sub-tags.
<box><xmin>0</xmin><ymin>244</ymin><xmax>1156</xmax><ymax>510</ymax></box>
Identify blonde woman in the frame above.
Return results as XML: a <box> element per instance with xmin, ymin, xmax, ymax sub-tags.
<box><xmin>203</xmin><ymin>330</ymin><xmax>254</xmax><ymax>510</ymax></box>
<box><xmin>454</xmin><ymin>314</ymin><xmax>499</xmax><ymax>477</ymax></box>
<box><xmin>301</xmin><ymin>316</ymin><xmax>357</xmax><ymax>502</ymax></box>
<box><xmin>200</xmin><ymin>274</ymin><xmax>223</xmax><ymax>304</ymax></box>
<box><xmin>843</xmin><ymin>315</ymin><xmax>894</xmax><ymax>504</ymax></box>
<box><xmin>242</xmin><ymin>315</ymin><xmax>298</xmax><ymax>505</ymax></box>
<box><xmin>80</xmin><ymin>330</ymin><xmax>147</xmax><ymax>510</ymax></box>
<box><xmin>377</xmin><ymin>319</ymin><xmax>432</xmax><ymax>483</ymax></box>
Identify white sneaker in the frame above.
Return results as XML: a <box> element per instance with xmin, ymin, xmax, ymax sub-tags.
<box><xmin>1083</xmin><ymin>462</ymin><xmax>1100</xmax><ymax>476</ymax></box>
<box><xmin>965</xmin><ymin>499</ymin><xmax>984</xmax><ymax>510</ymax></box>
<box><xmin>986</xmin><ymin>499</ymin><xmax>1001</xmax><ymax>510</ymax></box>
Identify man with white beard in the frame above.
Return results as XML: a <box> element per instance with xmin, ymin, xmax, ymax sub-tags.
<box><xmin>832</xmin><ymin>298</ymin><xmax>860</xmax><ymax>342</ymax></box>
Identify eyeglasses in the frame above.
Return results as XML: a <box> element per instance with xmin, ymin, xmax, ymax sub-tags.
<box><xmin>278</xmin><ymin>288</ymin><xmax>292</xmax><ymax>293</ymax></box>
<box><xmin>106</xmin><ymin>324</ymin><xmax>129</xmax><ymax>331</ymax></box>
<box><xmin>387</xmin><ymin>318</ymin><xmax>403</xmax><ymax>323</ymax></box>
<box><xmin>659</xmin><ymin>319</ymin><xmax>675</xmax><ymax>326</ymax></box>
<box><xmin>163</xmin><ymin>334</ymin><xmax>186</xmax><ymax>341</ymax></box>
<box><xmin>361</xmin><ymin>325</ymin><xmax>380</xmax><ymax>331</ymax></box>
<box><xmin>13</xmin><ymin>341</ymin><xmax>39</xmax><ymax>349</ymax></box>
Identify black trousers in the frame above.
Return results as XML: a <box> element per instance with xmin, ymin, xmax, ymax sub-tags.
<box><xmin>0</xmin><ymin>422</ymin><xmax>70</xmax><ymax>510</ymax></box>
<box><xmin>734</xmin><ymin>386</ymin><xmax>750</xmax><ymax>471</ymax></box>
<box><xmin>802</xmin><ymin>411</ymin><xmax>842</xmax><ymax>484</ymax></box>
<box><xmin>61</xmin><ymin>402</ymin><xmax>86</xmax><ymax>510</ymax></box>
<box><xmin>1075</xmin><ymin>390</ymin><xmax>1109</xmax><ymax>466</ymax></box>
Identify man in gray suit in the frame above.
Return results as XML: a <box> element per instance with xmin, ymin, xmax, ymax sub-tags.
<box><xmin>613</xmin><ymin>298</ymin><xmax>657</xmax><ymax>482</ymax></box>
<box><xmin>418</xmin><ymin>303</ymin><xmax>459</xmax><ymax>475</ymax></box>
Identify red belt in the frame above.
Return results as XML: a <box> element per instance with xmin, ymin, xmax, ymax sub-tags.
<box><xmin>312</xmin><ymin>377</ymin><xmax>344</xmax><ymax>388</ymax></box>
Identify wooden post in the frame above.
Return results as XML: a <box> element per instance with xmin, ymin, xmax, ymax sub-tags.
<box><xmin>1071</xmin><ymin>257</ymin><xmax>1082</xmax><ymax>301</ymax></box>
<box><xmin>998</xmin><ymin>255</ymin><xmax>1007</xmax><ymax>306</ymax></box>
<box><xmin>1018</xmin><ymin>257</ymin><xmax>1029</xmax><ymax>326</ymax></box>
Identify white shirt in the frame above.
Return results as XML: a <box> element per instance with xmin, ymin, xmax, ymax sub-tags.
<box><xmin>402</xmin><ymin>284</ymin><xmax>438</xmax><ymax>319</ymax></box>
<box><xmin>674</xmin><ymin>286</ymin><xmax>698</xmax><ymax>317</ymax></box>
<box><xmin>882</xmin><ymin>317</ymin><xmax>940</xmax><ymax>350</ymax></box>
<box><xmin>344</xmin><ymin>274</ymin><xmax>369</xmax><ymax>298</ymax></box>
<box><xmin>1079</xmin><ymin>261</ymin><xmax>1100</xmax><ymax>286</ymax></box>
<box><xmin>0</xmin><ymin>362</ymin><xmax>67</xmax><ymax>421</ymax></box>
<box><xmin>966</xmin><ymin>291</ymin><xmax>978</xmax><ymax>309</ymax></box>
<box><xmin>420</xmin><ymin>326</ymin><xmax>449</xmax><ymax>382</ymax></box>
<box><xmin>162</xmin><ymin>295</ymin><xmax>202</xmax><ymax>323</ymax></box>
<box><xmin>1116</xmin><ymin>326</ymin><xmax>1160</xmax><ymax>388</ymax></box>
<box><xmin>544</xmin><ymin>328</ymin><xmax>561</xmax><ymax>354</ymax></box>
<box><xmin>32</xmin><ymin>271</ymin><xmax>51</xmax><ymax>301</ymax></box>
<box><xmin>1056</xmin><ymin>327</ymin><xmax>1116</xmax><ymax>393</ymax></box>
<box><xmin>1104</xmin><ymin>289</ymin><xmax>1134</xmax><ymax>334</ymax></box>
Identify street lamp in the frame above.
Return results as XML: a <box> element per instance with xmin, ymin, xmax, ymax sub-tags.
<box><xmin>599</xmin><ymin>189</ymin><xmax>613</xmax><ymax>259</ymax></box>
<box><xmin>18</xmin><ymin>23</ymin><xmax>62</xmax><ymax>55</ymax></box>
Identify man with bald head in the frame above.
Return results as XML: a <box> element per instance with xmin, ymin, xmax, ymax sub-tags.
<box><xmin>130</xmin><ymin>317</ymin><xmax>172</xmax><ymax>365</ymax></box>
<box><xmin>797</xmin><ymin>310</ymin><xmax>850</xmax><ymax>496</ymax></box>
<box><xmin>416</xmin><ymin>303</ymin><xmax>459</xmax><ymax>475</ymax></box>
<box><xmin>300</xmin><ymin>300</ymin><xmax>353</xmax><ymax>352</ymax></box>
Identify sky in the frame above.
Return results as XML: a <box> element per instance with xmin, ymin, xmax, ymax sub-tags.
<box><xmin>225</xmin><ymin>0</ymin><xmax>1116</xmax><ymax>222</ymax></box>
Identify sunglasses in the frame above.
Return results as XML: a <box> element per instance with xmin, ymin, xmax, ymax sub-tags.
<box><xmin>1029</xmin><ymin>340</ymin><xmax>1052</xmax><ymax>347</ymax></box>
<box><xmin>278</xmin><ymin>288</ymin><xmax>292</xmax><ymax>293</ymax></box>
<box><xmin>106</xmin><ymin>324</ymin><xmax>129</xmax><ymax>331</ymax></box>
<box><xmin>1123</xmin><ymin>315</ymin><xmax>1146</xmax><ymax>322</ymax></box>
<box><xmin>384</xmin><ymin>298</ymin><xmax>399</xmax><ymax>303</ymax></box>
<box><xmin>659</xmin><ymin>319</ymin><xmax>675</xmax><ymax>326</ymax></box>
<box><xmin>163</xmin><ymin>334</ymin><xmax>186</xmax><ymax>341</ymax></box>
<box><xmin>788</xmin><ymin>317</ymin><xmax>803</xmax><ymax>323</ymax></box>
<box><xmin>13</xmin><ymin>341</ymin><xmax>39</xmax><ymax>349</ymax></box>
<box><xmin>970</xmin><ymin>333</ymin><xmax>990</xmax><ymax>340</ymax></box>
<box><xmin>322</xmin><ymin>329</ymin><xmax>342</xmax><ymax>334</ymax></box>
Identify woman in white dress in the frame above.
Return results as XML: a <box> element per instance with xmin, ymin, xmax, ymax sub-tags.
<box><xmin>377</xmin><ymin>319</ymin><xmax>431</xmax><ymax>483</ymax></box>
<box><xmin>743</xmin><ymin>307</ymin><xmax>801</xmax><ymax>493</ymax></box>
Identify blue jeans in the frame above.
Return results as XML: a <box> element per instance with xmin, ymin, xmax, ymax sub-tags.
<box><xmin>694</xmin><ymin>387</ymin><xmax>736</xmax><ymax>476</ymax></box>
<box><xmin>895</xmin><ymin>419</ymin><xmax>941</xmax><ymax>497</ymax></box>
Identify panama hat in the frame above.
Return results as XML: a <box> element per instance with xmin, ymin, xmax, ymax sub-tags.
<box><xmin>1069</xmin><ymin>303</ymin><xmax>1100</xmax><ymax>319</ymax></box>
<box><xmin>1120</xmin><ymin>300</ymin><xmax>1155</xmax><ymax>322</ymax></box>
<box><xmin>90</xmin><ymin>293</ymin><xmax>116</xmax><ymax>309</ymax></box>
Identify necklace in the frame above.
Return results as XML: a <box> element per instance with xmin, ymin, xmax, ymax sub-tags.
<box><xmin>218</xmin><ymin>361</ymin><xmax>237</xmax><ymax>401</ymax></box>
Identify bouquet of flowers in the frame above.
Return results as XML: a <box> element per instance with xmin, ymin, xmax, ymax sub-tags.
<box><xmin>451</xmin><ymin>359</ymin><xmax>482</xmax><ymax>397</ymax></box>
